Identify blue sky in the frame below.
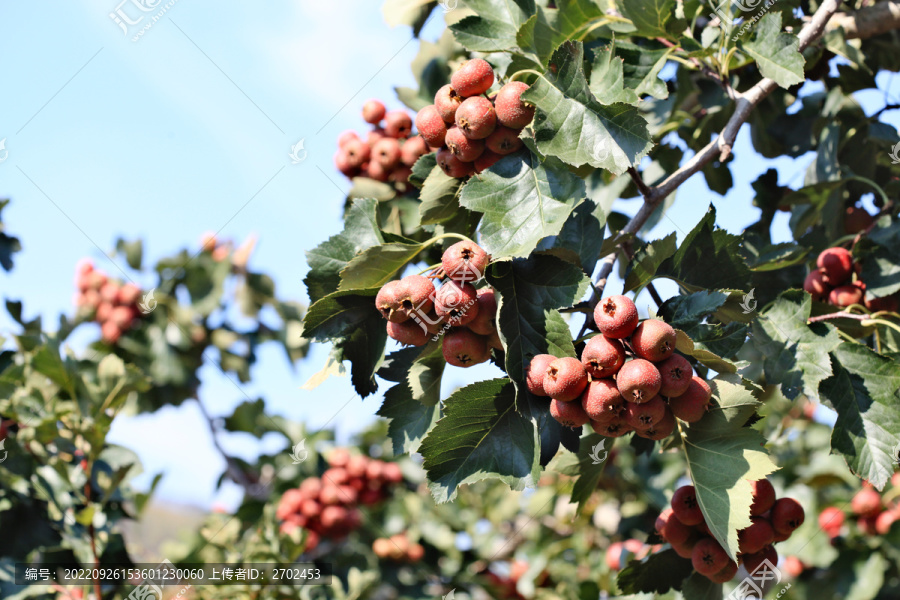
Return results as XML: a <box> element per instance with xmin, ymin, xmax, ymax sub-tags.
<box><xmin>0</xmin><ymin>1</ymin><xmax>897</xmax><ymax>510</ymax></box>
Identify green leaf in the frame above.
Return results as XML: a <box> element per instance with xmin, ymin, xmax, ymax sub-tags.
<box><xmin>675</xmin><ymin>329</ymin><xmax>737</xmax><ymax>374</ymax></box>
<box><xmin>624</xmin><ymin>206</ymin><xmax>751</xmax><ymax>293</ymax></box>
<box><xmin>115</xmin><ymin>238</ymin><xmax>143</xmax><ymax>270</ymax></box>
<box><xmin>338</xmin><ymin>242</ymin><xmax>425</xmax><ymax>290</ymax></box>
<box><xmin>614</xmin><ymin>42</ymin><xmax>671</xmax><ymax>100</ymax></box>
<box><xmin>679</xmin><ymin>573</ymin><xmax>722</xmax><ymax>600</ymax></box>
<box><xmin>588</xmin><ymin>44</ymin><xmax>639</xmax><ymax>105</ymax></box>
<box><xmin>661</xmin><ymin>292</ymin><xmax>750</xmax><ymax>362</ymax></box>
<box><xmin>377</xmin><ymin>382</ymin><xmax>442</xmax><ymax>455</ymax></box>
<box><xmin>0</xmin><ymin>199</ymin><xmax>21</xmax><ymax>272</ymax></box>
<box><xmin>740</xmin><ymin>13</ymin><xmax>805</xmax><ymax>88</ymax></box>
<box><xmin>304</xmin><ymin>199</ymin><xmax>384</xmax><ymax>304</ymax></box>
<box><xmin>382</xmin><ymin>0</ymin><xmax>434</xmax><ymax>36</ymax></box>
<box><xmin>460</xmin><ymin>153</ymin><xmax>586</xmax><ymax>258</ymax></box>
<box><xmin>551</xmin><ymin>433</ymin><xmax>611</xmax><ymax>513</ymax></box>
<box><xmin>682</xmin><ymin>374</ymin><xmax>777</xmax><ymax>561</ymax></box>
<box><xmin>419</xmin><ymin>165</ymin><xmax>464</xmax><ymax>225</ymax></box>
<box><xmin>819</xmin><ymin>343</ymin><xmax>900</xmax><ymax>491</ymax></box>
<box><xmin>750</xmin><ymin>290</ymin><xmax>841</xmax><ymax>400</ymax></box>
<box><xmin>333</xmin><ymin>321</ymin><xmax>387</xmax><ymax>397</ymax></box>
<box><xmin>536</xmin><ymin>198</ymin><xmax>608</xmax><ymax>275</ymax></box>
<box><xmin>516</xmin><ymin>0</ymin><xmax>605</xmax><ymax>66</ymax></box>
<box><xmin>742</xmin><ymin>242</ymin><xmax>810</xmax><ymax>271</ymax></box>
<box><xmin>856</xmin><ymin>218</ymin><xmax>900</xmax><ymax>300</ymax></box>
<box><xmin>449</xmin><ymin>0</ymin><xmax>536</xmax><ymax>52</ymax></box>
<box><xmin>407</xmin><ymin>341</ymin><xmax>445</xmax><ymax>407</ymax></box>
<box><xmin>618</xmin><ymin>0</ymin><xmax>680</xmax><ymax>38</ymax></box>
<box><xmin>521</xmin><ymin>41</ymin><xmax>653</xmax><ymax>175</ymax></box>
<box><xmin>420</xmin><ymin>378</ymin><xmax>539</xmax><ymax>503</ymax></box>
<box><xmin>617</xmin><ymin>547</ymin><xmax>692</xmax><ymax>594</ymax></box>
<box><xmin>409</xmin><ymin>153</ymin><xmax>437</xmax><ymax>190</ymax></box>
<box><xmin>846</xmin><ymin>553</ymin><xmax>887</xmax><ymax>600</ymax></box>
<box><xmin>302</xmin><ymin>288</ymin><xmax>380</xmax><ymax>342</ymax></box>
<box><xmin>223</xmin><ymin>398</ymin><xmax>287</xmax><ymax>438</ymax></box>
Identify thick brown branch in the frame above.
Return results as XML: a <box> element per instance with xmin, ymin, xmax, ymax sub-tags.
<box><xmin>587</xmin><ymin>0</ymin><xmax>843</xmax><ymax>305</ymax></box>
<box><xmin>828</xmin><ymin>0</ymin><xmax>900</xmax><ymax>39</ymax></box>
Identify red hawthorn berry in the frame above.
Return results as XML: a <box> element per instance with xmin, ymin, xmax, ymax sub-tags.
<box><xmin>741</xmin><ymin>545</ymin><xmax>778</xmax><ymax>576</ymax></box>
<box><xmin>442</xmin><ymin>328</ymin><xmax>490</xmax><ymax>367</ymax></box>
<box><xmin>658</xmin><ymin>354</ymin><xmax>693</xmax><ymax>398</ymax></box>
<box><xmin>494</xmin><ymin>81</ymin><xmax>535</xmax><ymax>129</ymax></box>
<box><xmin>738</xmin><ymin>517</ymin><xmax>775</xmax><ymax>555</ymax></box>
<box><xmin>691</xmin><ymin>537</ymin><xmax>729</xmax><ymax>576</ymax></box>
<box><xmin>543</xmin><ymin>357</ymin><xmax>589</xmax><ymax>402</ymax></box>
<box><xmin>445</xmin><ymin>125</ymin><xmax>485</xmax><ymax>162</ymax></box>
<box><xmin>581</xmin><ymin>335</ymin><xmax>626</xmax><ymax>379</ymax></box>
<box><xmin>590</xmin><ymin>416</ymin><xmax>633</xmax><ymax>438</ymax></box>
<box><xmin>362</xmin><ymin>99</ymin><xmax>386</xmax><ymax>124</ymax></box>
<box><xmin>526</xmin><ymin>354</ymin><xmax>556</xmax><ymax>397</ymax></box>
<box><xmin>671</xmin><ymin>485</ymin><xmax>704</xmax><ymax>526</ymax></box>
<box><xmin>467</xmin><ymin>287</ymin><xmax>498</xmax><ymax>336</ymax></box>
<box><xmin>593</xmin><ymin>295</ymin><xmax>639</xmax><ymax>339</ymax></box>
<box><xmin>450</xmin><ymin>58</ymin><xmax>495</xmax><ymax>97</ymax></box>
<box><xmin>817</xmin><ymin>247</ymin><xmax>853</xmax><ymax>285</ymax></box>
<box><xmin>661</xmin><ymin>511</ymin><xmax>693</xmax><ymax>545</ymax></box>
<box><xmin>818</xmin><ymin>506</ymin><xmax>845</xmax><ymax>538</ymax></box>
<box><xmin>436</xmin><ymin>147</ymin><xmax>474</xmax><ymax>178</ymax></box>
<box><xmin>474</xmin><ymin>149</ymin><xmax>502</xmax><ymax>173</ymax></box>
<box><xmin>851</xmin><ymin>486</ymin><xmax>882</xmax><ymax>517</ymax></box>
<box><xmin>624</xmin><ymin>395</ymin><xmax>667</xmax><ymax>430</ymax></box>
<box><xmin>485</xmin><ymin>125</ymin><xmax>523</xmax><ymax>155</ymax></box>
<box><xmin>669</xmin><ymin>376</ymin><xmax>711</xmax><ymax>423</ymax></box>
<box><xmin>708</xmin><ymin>559</ymin><xmax>739</xmax><ymax>583</ymax></box>
<box><xmin>434</xmin><ymin>83</ymin><xmax>463</xmax><ymax>123</ymax></box>
<box><xmin>803</xmin><ymin>270</ymin><xmax>831</xmax><ymax>300</ymax></box>
<box><xmin>630</xmin><ymin>319</ymin><xmax>677</xmax><ymax>362</ymax></box>
<box><xmin>550</xmin><ymin>397</ymin><xmax>590</xmax><ymax>428</ymax></box>
<box><xmin>616</xmin><ymin>359</ymin><xmax>662</xmax><ymax>404</ymax></box>
<box><xmin>455</xmin><ymin>96</ymin><xmax>497</xmax><ymax>140</ymax></box>
<box><xmin>770</xmin><ymin>497</ymin><xmax>805</xmax><ymax>535</ymax></box>
<box><xmin>384</xmin><ymin>110</ymin><xmax>412</xmax><ymax>139</ymax></box>
<box><xmin>441</xmin><ymin>240</ymin><xmax>490</xmax><ymax>283</ymax></box>
<box><xmin>435</xmin><ymin>280</ymin><xmax>479</xmax><ymax>326</ymax></box>
<box><xmin>386</xmin><ymin>320</ymin><xmax>430</xmax><ymax>347</ymax></box>
<box><xmin>640</xmin><ymin>407</ymin><xmax>675</xmax><ymax>441</ymax></box>
<box><xmin>401</xmin><ymin>135</ymin><xmax>429</xmax><ymax>167</ymax></box>
<box><xmin>829</xmin><ymin>284</ymin><xmax>864</xmax><ymax>307</ymax></box>
<box><xmin>581</xmin><ymin>378</ymin><xmax>626</xmax><ymax>421</ymax></box>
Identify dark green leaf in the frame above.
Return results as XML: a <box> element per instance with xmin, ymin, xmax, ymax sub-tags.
<box><xmin>617</xmin><ymin>547</ymin><xmax>692</xmax><ymax>594</ymax></box>
<box><xmin>303</xmin><ymin>288</ymin><xmax>380</xmax><ymax>342</ymax></box>
<box><xmin>419</xmin><ymin>166</ymin><xmax>463</xmax><ymax>225</ymax></box>
<box><xmin>740</xmin><ymin>12</ymin><xmax>805</xmax><ymax>88</ymax></box>
<box><xmin>377</xmin><ymin>381</ymin><xmax>442</xmax><ymax>454</ymax></box>
<box><xmin>338</xmin><ymin>242</ymin><xmax>425</xmax><ymax>290</ymax></box>
<box><xmin>449</xmin><ymin>0</ymin><xmax>536</xmax><ymax>52</ymax></box>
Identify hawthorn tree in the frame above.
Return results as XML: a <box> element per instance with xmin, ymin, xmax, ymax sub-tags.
<box><xmin>304</xmin><ymin>0</ymin><xmax>900</xmax><ymax>596</ymax></box>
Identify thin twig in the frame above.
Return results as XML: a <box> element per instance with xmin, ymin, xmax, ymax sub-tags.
<box><xmin>195</xmin><ymin>398</ymin><xmax>268</xmax><ymax>500</ymax></box>
<box><xmin>807</xmin><ymin>311</ymin><xmax>868</xmax><ymax>323</ymax></box>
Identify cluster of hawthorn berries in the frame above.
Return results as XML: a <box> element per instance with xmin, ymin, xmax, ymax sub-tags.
<box><xmin>415</xmin><ymin>58</ymin><xmax>534</xmax><ymax>178</ymax></box>
<box><xmin>73</xmin><ymin>260</ymin><xmax>143</xmax><ymax>344</ymax></box>
<box><xmin>372</xmin><ymin>533</ymin><xmax>425</xmax><ymax>562</ymax></box>
<box><xmin>655</xmin><ymin>480</ymin><xmax>805</xmax><ymax>582</ymax></box>
<box><xmin>526</xmin><ymin>295</ymin><xmax>711</xmax><ymax>439</ymax></box>
<box><xmin>375</xmin><ymin>240</ymin><xmax>502</xmax><ymax>366</ymax></box>
<box><xmin>820</xmin><ymin>475</ymin><xmax>900</xmax><ymax>538</ymax></box>
<box><xmin>333</xmin><ymin>100</ymin><xmax>428</xmax><ymax>193</ymax></box>
<box><xmin>804</xmin><ymin>246</ymin><xmax>899</xmax><ymax>311</ymax></box>
<box><xmin>276</xmin><ymin>448</ymin><xmax>403</xmax><ymax>550</ymax></box>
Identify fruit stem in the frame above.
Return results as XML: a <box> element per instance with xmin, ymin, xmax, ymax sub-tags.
<box><xmin>423</xmin><ymin>233</ymin><xmax>475</xmax><ymax>248</ymax></box>
<box><xmin>861</xmin><ymin>318</ymin><xmax>900</xmax><ymax>335</ymax></box>
<box><xmin>509</xmin><ymin>69</ymin><xmax>545</xmax><ymax>82</ymax></box>
<box><xmin>417</xmin><ymin>263</ymin><xmax>442</xmax><ymax>275</ymax></box>
<box><xmin>846</xmin><ymin>175</ymin><xmax>890</xmax><ymax>208</ymax></box>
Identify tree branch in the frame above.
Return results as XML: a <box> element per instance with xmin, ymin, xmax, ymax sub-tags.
<box><xmin>827</xmin><ymin>0</ymin><xmax>900</xmax><ymax>39</ymax></box>
<box><xmin>586</xmin><ymin>0</ymin><xmax>843</xmax><ymax>306</ymax></box>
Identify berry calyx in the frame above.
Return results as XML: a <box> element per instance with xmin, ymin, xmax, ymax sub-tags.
<box><xmin>630</xmin><ymin>319</ymin><xmax>677</xmax><ymax>362</ymax></box>
<box><xmin>550</xmin><ymin>398</ymin><xmax>590</xmax><ymax>428</ymax></box>
<box><xmin>581</xmin><ymin>379</ymin><xmax>625</xmax><ymax>421</ymax></box>
<box><xmin>581</xmin><ymin>334</ymin><xmax>626</xmax><ymax>378</ymax></box>
<box><xmin>590</xmin><ymin>416</ymin><xmax>634</xmax><ymax>438</ymax></box>
<box><xmin>817</xmin><ymin>247</ymin><xmax>853</xmax><ymax>285</ymax></box>
<box><xmin>441</xmin><ymin>240</ymin><xmax>490</xmax><ymax>283</ymax></box>
<box><xmin>455</xmin><ymin>96</ymin><xmax>497</xmax><ymax>140</ymax></box>
<box><xmin>494</xmin><ymin>82</ymin><xmax>535</xmax><ymax>129</ymax></box>
<box><xmin>691</xmin><ymin>537</ymin><xmax>729</xmax><ymax>576</ymax></box>
<box><xmin>658</xmin><ymin>354</ymin><xmax>693</xmax><ymax>398</ymax></box>
<box><xmin>450</xmin><ymin>58</ymin><xmax>495</xmax><ymax>97</ymax></box>
<box><xmin>671</xmin><ymin>485</ymin><xmax>704</xmax><ymax>526</ymax></box>
<box><xmin>616</xmin><ymin>359</ymin><xmax>662</xmax><ymax>403</ymax></box>
<box><xmin>543</xmin><ymin>357</ymin><xmax>589</xmax><ymax>402</ymax></box>
<box><xmin>343</xmin><ymin>138</ymin><xmax>371</xmax><ymax>168</ymax></box>
<box><xmin>593</xmin><ymin>295</ymin><xmax>639</xmax><ymax>339</ymax></box>
<box><xmin>770</xmin><ymin>497</ymin><xmax>805</xmax><ymax>535</ymax></box>
<box><xmin>668</xmin><ymin>376</ymin><xmax>711</xmax><ymax>422</ymax></box>
<box><xmin>526</xmin><ymin>354</ymin><xmax>556</xmax><ymax>396</ymax></box>
<box><xmin>435</xmin><ymin>281</ymin><xmax>479</xmax><ymax>326</ymax></box>
<box><xmin>641</xmin><ymin>408</ymin><xmax>675</xmax><ymax>440</ymax></box>
<box><xmin>434</xmin><ymin>83</ymin><xmax>463</xmax><ymax>123</ymax></box>
<box><xmin>445</xmin><ymin>125</ymin><xmax>486</xmax><ymax>162</ymax></box>
<box><xmin>362</xmin><ymin>99</ymin><xmax>386</xmax><ymax>124</ymax></box>
<box><xmin>442</xmin><ymin>328</ymin><xmax>490</xmax><ymax>368</ymax></box>
<box><xmin>415</xmin><ymin>105</ymin><xmax>449</xmax><ymax>148</ymax></box>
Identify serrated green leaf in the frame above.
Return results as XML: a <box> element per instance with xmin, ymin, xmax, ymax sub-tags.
<box><xmin>332</xmin><ymin>321</ymin><xmax>387</xmax><ymax>397</ymax></box>
<box><xmin>846</xmin><ymin>552</ymin><xmax>887</xmax><ymax>600</ymax></box>
<box><xmin>409</xmin><ymin>153</ymin><xmax>438</xmax><ymax>189</ymax></box>
<box><xmin>407</xmin><ymin>341</ymin><xmax>445</xmax><ymax>407</ymax></box>
<box><xmin>521</xmin><ymin>41</ymin><xmax>653</xmax><ymax>174</ymax></box>
<box><xmin>302</xmin><ymin>288</ymin><xmax>380</xmax><ymax>342</ymax></box>
<box><xmin>588</xmin><ymin>44</ymin><xmax>639</xmax><ymax>104</ymax></box>
<box><xmin>304</xmin><ymin>199</ymin><xmax>384</xmax><ymax>304</ymax></box>
<box><xmin>856</xmin><ymin>218</ymin><xmax>900</xmax><ymax>300</ymax></box>
<box><xmin>675</xmin><ymin>329</ymin><xmax>738</xmax><ymax>373</ymax></box>
<box><xmin>616</xmin><ymin>547</ymin><xmax>692</xmax><ymax>594</ymax></box>
<box><xmin>550</xmin><ymin>433</ymin><xmax>611</xmax><ymax>513</ymax></box>
<box><xmin>420</xmin><ymin>378</ymin><xmax>539</xmax><ymax>503</ymax></box>
<box><xmin>614</xmin><ymin>41</ymin><xmax>671</xmax><ymax>100</ymax></box>
<box><xmin>377</xmin><ymin>382</ymin><xmax>442</xmax><ymax>455</ymax></box>
<box><xmin>680</xmin><ymin>573</ymin><xmax>722</xmax><ymax>600</ymax></box>
<box><xmin>750</xmin><ymin>290</ymin><xmax>841</xmax><ymax>400</ymax></box>
<box><xmin>449</xmin><ymin>0</ymin><xmax>536</xmax><ymax>52</ymax></box>
<box><xmin>619</xmin><ymin>0</ymin><xmax>681</xmax><ymax>38</ymax></box>
<box><xmin>741</xmin><ymin>12</ymin><xmax>805</xmax><ymax>88</ymax></box>
<box><xmin>681</xmin><ymin>374</ymin><xmax>777</xmax><ymax>561</ymax></box>
<box><xmin>819</xmin><ymin>343</ymin><xmax>900</xmax><ymax>490</ymax></box>
<box><xmin>516</xmin><ymin>0</ymin><xmax>605</xmax><ymax>66</ymax></box>
<box><xmin>419</xmin><ymin>165</ymin><xmax>463</xmax><ymax>225</ymax></box>
<box><xmin>742</xmin><ymin>242</ymin><xmax>810</xmax><ymax>271</ymax></box>
<box><xmin>338</xmin><ymin>242</ymin><xmax>425</xmax><ymax>290</ymax></box>
<box><xmin>460</xmin><ymin>153</ymin><xmax>586</xmax><ymax>258</ymax></box>
<box><xmin>536</xmin><ymin>198</ymin><xmax>608</xmax><ymax>275</ymax></box>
